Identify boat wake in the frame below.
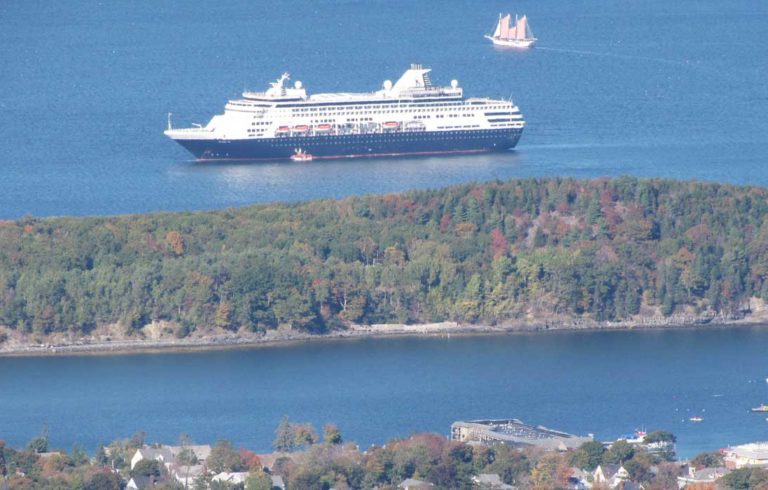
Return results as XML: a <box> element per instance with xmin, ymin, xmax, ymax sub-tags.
<box><xmin>536</xmin><ymin>46</ymin><xmax>694</xmax><ymax>68</ymax></box>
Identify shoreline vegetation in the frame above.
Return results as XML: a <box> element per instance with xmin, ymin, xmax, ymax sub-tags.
<box><xmin>2</xmin><ymin>313</ymin><xmax>768</xmax><ymax>357</ymax></box>
<box><xmin>3</xmin><ymin>176</ymin><xmax>768</xmax><ymax>357</ymax></box>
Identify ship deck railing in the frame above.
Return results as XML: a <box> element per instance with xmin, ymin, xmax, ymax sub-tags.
<box><xmin>167</xmin><ymin>127</ymin><xmax>212</xmax><ymax>134</ymax></box>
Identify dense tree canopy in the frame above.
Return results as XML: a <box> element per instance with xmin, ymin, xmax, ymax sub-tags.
<box><xmin>1</xmin><ymin>177</ymin><xmax>767</xmax><ymax>337</ymax></box>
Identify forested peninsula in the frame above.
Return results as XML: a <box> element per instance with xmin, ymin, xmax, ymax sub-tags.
<box><xmin>2</xmin><ymin>177</ymin><xmax>768</xmax><ymax>353</ymax></box>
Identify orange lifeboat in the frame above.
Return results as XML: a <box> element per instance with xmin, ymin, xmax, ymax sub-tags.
<box><xmin>315</xmin><ymin>124</ymin><xmax>333</xmax><ymax>133</ymax></box>
<box><xmin>292</xmin><ymin>125</ymin><xmax>309</xmax><ymax>133</ymax></box>
<box><xmin>382</xmin><ymin>121</ymin><xmax>400</xmax><ymax>129</ymax></box>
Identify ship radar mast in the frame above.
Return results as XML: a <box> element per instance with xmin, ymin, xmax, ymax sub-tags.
<box><xmin>266</xmin><ymin>73</ymin><xmax>290</xmax><ymax>97</ymax></box>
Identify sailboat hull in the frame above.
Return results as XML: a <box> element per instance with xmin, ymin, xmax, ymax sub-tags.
<box><xmin>485</xmin><ymin>35</ymin><xmax>536</xmax><ymax>48</ymax></box>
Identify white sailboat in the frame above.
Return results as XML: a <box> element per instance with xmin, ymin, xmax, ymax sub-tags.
<box><xmin>485</xmin><ymin>13</ymin><xmax>537</xmax><ymax>48</ymax></box>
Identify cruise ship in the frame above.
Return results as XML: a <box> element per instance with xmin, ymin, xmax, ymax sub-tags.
<box><xmin>164</xmin><ymin>64</ymin><xmax>525</xmax><ymax>161</ymax></box>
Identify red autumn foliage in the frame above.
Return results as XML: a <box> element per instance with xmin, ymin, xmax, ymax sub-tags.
<box><xmin>491</xmin><ymin>228</ymin><xmax>509</xmax><ymax>259</ymax></box>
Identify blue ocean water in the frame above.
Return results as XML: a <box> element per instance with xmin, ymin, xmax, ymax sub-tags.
<box><xmin>0</xmin><ymin>0</ymin><xmax>767</xmax><ymax>218</ymax></box>
<box><xmin>0</xmin><ymin>328</ymin><xmax>767</xmax><ymax>457</ymax></box>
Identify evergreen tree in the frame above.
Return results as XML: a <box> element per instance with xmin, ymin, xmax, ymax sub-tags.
<box><xmin>273</xmin><ymin>416</ymin><xmax>296</xmax><ymax>452</ymax></box>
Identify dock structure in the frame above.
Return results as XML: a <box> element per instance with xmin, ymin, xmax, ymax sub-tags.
<box><xmin>450</xmin><ymin>419</ymin><xmax>593</xmax><ymax>451</ymax></box>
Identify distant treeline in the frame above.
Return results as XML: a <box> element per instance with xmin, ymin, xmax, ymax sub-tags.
<box><xmin>1</xmin><ymin>177</ymin><xmax>768</xmax><ymax>337</ymax></box>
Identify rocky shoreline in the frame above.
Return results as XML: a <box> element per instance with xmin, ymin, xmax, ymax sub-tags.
<box><xmin>1</xmin><ymin>306</ymin><xmax>767</xmax><ymax>357</ymax></box>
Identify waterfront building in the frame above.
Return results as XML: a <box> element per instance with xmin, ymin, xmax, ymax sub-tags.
<box><xmin>724</xmin><ymin>442</ymin><xmax>768</xmax><ymax>468</ymax></box>
<box><xmin>450</xmin><ymin>418</ymin><xmax>593</xmax><ymax>450</ymax></box>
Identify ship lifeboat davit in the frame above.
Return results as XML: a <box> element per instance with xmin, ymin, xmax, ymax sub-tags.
<box><xmin>382</xmin><ymin>121</ymin><xmax>400</xmax><ymax>130</ymax></box>
<box><xmin>315</xmin><ymin>123</ymin><xmax>333</xmax><ymax>133</ymax></box>
<box><xmin>276</xmin><ymin>126</ymin><xmax>290</xmax><ymax>134</ymax></box>
<box><xmin>291</xmin><ymin>148</ymin><xmax>313</xmax><ymax>162</ymax></box>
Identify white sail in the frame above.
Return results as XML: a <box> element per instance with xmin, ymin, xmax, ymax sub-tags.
<box><xmin>499</xmin><ymin>14</ymin><xmax>511</xmax><ymax>39</ymax></box>
<box><xmin>492</xmin><ymin>14</ymin><xmax>502</xmax><ymax>37</ymax></box>
<box><xmin>515</xmin><ymin>15</ymin><xmax>526</xmax><ymax>40</ymax></box>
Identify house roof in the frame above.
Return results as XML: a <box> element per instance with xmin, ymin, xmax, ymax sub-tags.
<box><xmin>685</xmin><ymin>467</ymin><xmax>730</xmax><ymax>482</ymax></box>
<box><xmin>399</xmin><ymin>478</ymin><xmax>435</xmax><ymax>489</ymax></box>
<box><xmin>475</xmin><ymin>474</ymin><xmax>503</xmax><ymax>484</ymax></box>
<box><xmin>172</xmin><ymin>464</ymin><xmax>206</xmax><ymax>482</ymax></box>
<box><xmin>727</xmin><ymin>443</ymin><xmax>768</xmax><ymax>460</ymax></box>
<box><xmin>473</xmin><ymin>473</ymin><xmax>516</xmax><ymax>489</ymax></box>
<box><xmin>595</xmin><ymin>464</ymin><xmax>621</xmax><ymax>479</ymax></box>
<box><xmin>136</xmin><ymin>447</ymin><xmax>174</xmax><ymax>463</ymax></box>
<box><xmin>212</xmin><ymin>472</ymin><xmax>249</xmax><ymax>484</ymax></box>
<box><xmin>170</xmin><ymin>445</ymin><xmax>212</xmax><ymax>461</ymax></box>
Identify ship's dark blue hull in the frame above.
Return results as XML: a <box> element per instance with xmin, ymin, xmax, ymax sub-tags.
<box><xmin>171</xmin><ymin>128</ymin><xmax>523</xmax><ymax>161</ymax></box>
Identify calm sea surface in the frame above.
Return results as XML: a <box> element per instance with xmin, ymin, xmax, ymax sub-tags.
<box><xmin>1</xmin><ymin>329</ymin><xmax>767</xmax><ymax>457</ymax></box>
<box><xmin>1</xmin><ymin>0</ymin><xmax>768</xmax><ymax>458</ymax></box>
<box><xmin>0</xmin><ymin>0</ymin><xmax>767</xmax><ymax>218</ymax></box>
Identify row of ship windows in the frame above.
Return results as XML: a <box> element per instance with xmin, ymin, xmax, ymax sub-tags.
<box><xmin>248</xmin><ymin>129</ymin><xmax>510</xmax><ymax>139</ymax></box>
<box><xmin>288</xmin><ymin>107</ymin><xmax>500</xmax><ymax>115</ymax></box>
<box><xmin>262</xmin><ymin>134</ymin><xmax>506</xmax><ymax>144</ymax></box>
<box><xmin>246</xmin><ymin>109</ymin><xmax>510</xmax><ymax>119</ymax></box>
<box><xmin>250</xmin><ymin>112</ymin><xmax>486</xmax><ymax>125</ymax></box>
<box><xmin>289</xmin><ymin>102</ymin><xmax>494</xmax><ymax>111</ymax></box>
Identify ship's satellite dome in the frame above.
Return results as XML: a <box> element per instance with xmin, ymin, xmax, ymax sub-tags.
<box><xmin>294</xmin><ymin>81</ymin><xmax>303</xmax><ymax>89</ymax></box>
<box><xmin>451</xmin><ymin>79</ymin><xmax>459</xmax><ymax>89</ymax></box>
<box><xmin>383</xmin><ymin>80</ymin><xmax>393</xmax><ymax>90</ymax></box>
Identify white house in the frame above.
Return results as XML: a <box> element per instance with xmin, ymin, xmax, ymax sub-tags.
<box><xmin>593</xmin><ymin>464</ymin><xmax>630</xmax><ymax>489</ymax></box>
<box><xmin>130</xmin><ymin>447</ymin><xmax>174</xmax><ymax>470</ymax></box>
<box><xmin>131</xmin><ymin>444</ymin><xmax>212</xmax><ymax>471</ymax></box>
